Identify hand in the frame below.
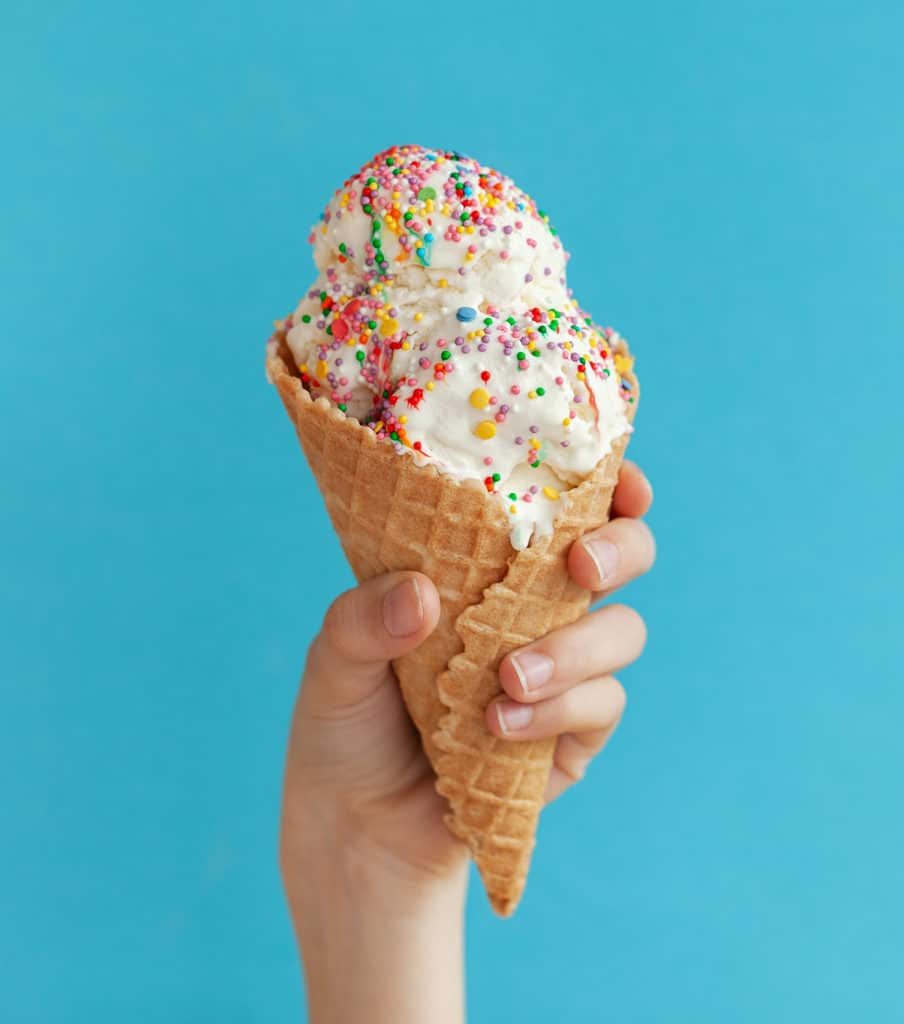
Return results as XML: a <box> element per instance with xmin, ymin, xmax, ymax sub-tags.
<box><xmin>280</xmin><ymin>462</ymin><xmax>655</xmax><ymax>1023</ymax></box>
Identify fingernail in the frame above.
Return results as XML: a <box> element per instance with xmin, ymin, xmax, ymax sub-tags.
<box><xmin>497</xmin><ymin>701</ymin><xmax>534</xmax><ymax>735</ymax></box>
<box><xmin>584</xmin><ymin>538</ymin><xmax>619</xmax><ymax>588</ymax></box>
<box><xmin>383</xmin><ymin>578</ymin><xmax>424</xmax><ymax>637</ymax></box>
<box><xmin>510</xmin><ymin>651</ymin><xmax>554</xmax><ymax>694</ymax></box>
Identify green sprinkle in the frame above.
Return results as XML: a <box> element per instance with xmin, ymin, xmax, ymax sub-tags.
<box><xmin>483</xmin><ymin>317</ymin><xmax>493</xmax><ymax>325</ymax></box>
<box><xmin>492</xmin><ymin>473</ymin><xmax>501</xmax><ymax>482</ymax></box>
<box><xmin>372</xmin><ymin>219</ymin><xmax>381</xmax><ymax>231</ymax></box>
<box><xmin>338</xmin><ymin>242</ymin><xmax>347</xmax><ymax>254</ymax></box>
<box><xmin>508</xmin><ymin>492</ymin><xmax>517</xmax><ymax>501</ymax></box>
<box><xmin>417</xmin><ymin>186</ymin><xmax>437</xmax><ymax>200</ymax></box>
<box><xmin>373</xmin><ymin>238</ymin><xmax>381</xmax><ymax>249</ymax></box>
<box><xmin>441</xmin><ymin>350</ymin><xmax>451</xmax><ymax>361</ymax></box>
<box><xmin>460</xmin><ymin>213</ymin><xmax>469</xmax><ymax>223</ymax></box>
<box><xmin>538</xmin><ymin>325</ymin><xmax>547</xmax><ymax>335</ymax></box>
<box><xmin>536</xmin><ymin>386</ymin><xmax>545</xmax><ymax>396</ymax></box>
<box><xmin>404</xmin><ymin>211</ymin><xmax>413</xmax><ymax>221</ymax></box>
<box><xmin>517</xmin><ymin>352</ymin><xmax>526</xmax><ymax>361</ymax></box>
<box><xmin>363</xmin><ymin>204</ymin><xmax>372</xmax><ymax>214</ymax></box>
<box><xmin>325</xmin><ymin>325</ymin><xmax>332</xmax><ymax>336</ymax></box>
<box><xmin>301</xmin><ymin>314</ymin><xmax>311</xmax><ymax>323</ymax></box>
<box><xmin>506</xmin><ymin>316</ymin><xmax>516</xmax><ymax>325</ymax></box>
<box><xmin>368</xmin><ymin>320</ymin><xmax>377</xmax><ymax>329</ymax></box>
<box><xmin>531</xmin><ymin>349</ymin><xmax>541</xmax><ymax>356</ymax></box>
<box><xmin>355</xmin><ymin>351</ymin><xmax>365</xmax><ymax>362</ymax></box>
<box><xmin>550</xmin><ymin>320</ymin><xmax>559</xmax><ymax>331</ymax></box>
<box><xmin>390</xmin><ymin>431</ymin><xmax>399</xmax><ymax>441</ymax></box>
<box><xmin>385</xmin><ymin>157</ymin><xmax>394</xmax><ymax>166</ymax></box>
<box><xmin>338</xmin><ymin>403</ymin><xmax>347</xmax><ymax>412</ymax></box>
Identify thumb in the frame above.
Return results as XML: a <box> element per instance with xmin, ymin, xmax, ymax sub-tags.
<box><xmin>304</xmin><ymin>571</ymin><xmax>440</xmax><ymax>710</ymax></box>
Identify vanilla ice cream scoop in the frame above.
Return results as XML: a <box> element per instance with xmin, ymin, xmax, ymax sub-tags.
<box><xmin>283</xmin><ymin>144</ymin><xmax>635</xmax><ymax>549</ymax></box>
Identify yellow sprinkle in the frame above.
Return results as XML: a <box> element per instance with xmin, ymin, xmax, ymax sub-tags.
<box><xmin>528</xmin><ymin>391</ymin><xmax>537</xmax><ymax>400</ymax></box>
<box><xmin>320</xmin><ymin>225</ymin><xmax>327</xmax><ymax>234</ymax></box>
<box><xmin>465</xmin><ymin>225</ymin><xmax>475</xmax><ymax>234</ymax></box>
<box><xmin>529</xmin><ymin>438</ymin><xmax>541</xmax><ymax>449</ymax></box>
<box><xmin>465</xmin><ymin>252</ymin><xmax>475</xmax><ymax>260</ymax></box>
<box><xmin>469</xmin><ymin>387</ymin><xmax>490</xmax><ymax>409</ymax></box>
<box><xmin>474</xmin><ymin>420</ymin><xmax>497</xmax><ymax>440</ymax></box>
<box><xmin>438</xmin><ymin>279</ymin><xmax>448</xmax><ymax>288</ymax></box>
<box><xmin>316</xmin><ymin>360</ymin><xmax>329</xmax><ymax>378</ymax></box>
<box><xmin>414</xmin><ymin>312</ymin><xmax>424</xmax><ymax>321</ymax></box>
<box><xmin>380</xmin><ymin>318</ymin><xmax>399</xmax><ymax>336</ymax></box>
<box><xmin>426</xmin><ymin>381</ymin><xmax>435</xmax><ymax>391</ymax></box>
<box><xmin>401</xmin><ymin>341</ymin><xmax>411</xmax><ymax>350</ymax></box>
<box><xmin>509</xmin><ymin>505</ymin><xmax>517</xmax><ymax>514</ymax></box>
<box><xmin>299</xmin><ymin>363</ymin><xmax>308</xmax><ymax>374</ymax></box>
<box><xmin>562</xmin><ymin>417</ymin><xmax>571</xmax><ymax>427</ymax></box>
<box><xmin>615</xmin><ymin>353</ymin><xmax>635</xmax><ymax>375</ymax></box>
<box><xmin>392</xmin><ymin>190</ymin><xmax>400</xmax><ymax>199</ymax></box>
<box><xmin>399</xmin><ymin>415</ymin><xmax>408</xmax><ymax>424</ymax></box>
<box><xmin>543</xmin><ymin>487</ymin><xmax>560</xmax><ymax>501</ymax></box>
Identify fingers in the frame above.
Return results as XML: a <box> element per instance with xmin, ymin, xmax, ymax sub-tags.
<box><xmin>567</xmin><ymin>516</ymin><xmax>656</xmax><ymax>595</ymax></box>
<box><xmin>486</xmin><ymin>675</ymin><xmax>626</xmax><ymax>743</ymax></box>
<box><xmin>611</xmin><ymin>461</ymin><xmax>654</xmax><ymax>520</ymax></box>
<box><xmin>306</xmin><ymin>572</ymin><xmax>441</xmax><ymax>710</ymax></box>
<box><xmin>498</xmin><ymin>604</ymin><xmax>646</xmax><ymax>702</ymax></box>
<box><xmin>544</xmin><ymin>723</ymin><xmax>621</xmax><ymax>803</ymax></box>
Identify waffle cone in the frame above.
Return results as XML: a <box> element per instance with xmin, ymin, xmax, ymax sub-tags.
<box><xmin>267</xmin><ymin>330</ymin><xmax>637</xmax><ymax>915</ymax></box>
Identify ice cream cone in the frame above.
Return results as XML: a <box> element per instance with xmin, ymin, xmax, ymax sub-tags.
<box><xmin>267</xmin><ymin>329</ymin><xmax>637</xmax><ymax>915</ymax></box>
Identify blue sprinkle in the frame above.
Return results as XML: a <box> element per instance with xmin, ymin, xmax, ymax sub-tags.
<box><xmin>424</xmin><ymin>232</ymin><xmax>433</xmax><ymax>243</ymax></box>
<box><xmin>416</xmin><ymin>247</ymin><xmax>426</xmax><ymax>258</ymax></box>
<box><xmin>456</xmin><ymin>306</ymin><xmax>477</xmax><ymax>322</ymax></box>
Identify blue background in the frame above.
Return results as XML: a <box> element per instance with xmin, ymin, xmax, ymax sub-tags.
<box><xmin>2</xmin><ymin>1</ymin><xmax>902</xmax><ymax>1020</ymax></box>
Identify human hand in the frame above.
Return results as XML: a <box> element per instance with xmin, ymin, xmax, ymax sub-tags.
<box><xmin>279</xmin><ymin>462</ymin><xmax>654</xmax><ymax>1023</ymax></box>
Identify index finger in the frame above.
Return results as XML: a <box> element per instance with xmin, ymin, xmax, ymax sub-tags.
<box><xmin>611</xmin><ymin>461</ymin><xmax>653</xmax><ymax>519</ymax></box>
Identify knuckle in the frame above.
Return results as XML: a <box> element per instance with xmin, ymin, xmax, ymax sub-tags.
<box><xmin>610</xmin><ymin>677</ymin><xmax>628</xmax><ymax>717</ymax></box>
<box><xmin>321</xmin><ymin>589</ymin><xmax>360</xmax><ymax>655</ymax></box>
<box><xmin>613</xmin><ymin>604</ymin><xmax>648</xmax><ymax>651</ymax></box>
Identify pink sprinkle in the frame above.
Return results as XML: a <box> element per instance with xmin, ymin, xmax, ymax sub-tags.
<box><xmin>500</xmin><ymin>251</ymin><xmax>509</xmax><ymax>260</ymax></box>
<box><xmin>555</xmin><ymin>376</ymin><xmax>564</xmax><ymax>385</ymax></box>
<box><xmin>483</xmin><ymin>456</ymin><xmax>493</xmax><ymax>466</ymax></box>
<box><xmin>527</xmin><ymin>238</ymin><xmax>537</xmax><ymax>248</ymax></box>
<box><xmin>523</xmin><ymin>494</ymin><xmax>533</xmax><ymax>503</ymax></box>
<box><xmin>511</xmin><ymin>385</ymin><xmax>520</xmax><ymax>395</ymax></box>
<box><xmin>489</xmin><ymin>396</ymin><xmax>498</xmax><ymax>406</ymax></box>
<box><xmin>495</xmin><ymin>412</ymin><xmax>505</xmax><ymax>423</ymax></box>
<box><xmin>419</xmin><ymin>357</ymin><xmax>431</xmax><ymax>369</ymax></box>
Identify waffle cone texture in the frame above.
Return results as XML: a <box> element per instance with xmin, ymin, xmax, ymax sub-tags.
<box><xmin>267</xmin><ymin>330</ymin><xmax>637</xmax><ymax>915</ymax></box>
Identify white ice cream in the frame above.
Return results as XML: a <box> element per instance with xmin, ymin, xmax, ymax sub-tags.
<box><xmin>282</xmin><ymin>145</ymin><xmax>635</xmax><ymax>549</ymax></box>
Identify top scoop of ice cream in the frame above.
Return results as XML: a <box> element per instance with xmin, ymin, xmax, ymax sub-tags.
<box><xmin>280</xmin><ymin>144</ymin><xmax>635</xmax><ymax>549</ymax></box>
<box><xmin>311</xmin><ymin>145</ymin><xmax>568</xmax><ymax>309</ymax></box>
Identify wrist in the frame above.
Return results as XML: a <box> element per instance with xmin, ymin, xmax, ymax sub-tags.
<box><xmin>285</xmin><ymin>831</ymin><xmax>468</xmax><ymax>1024</ymax></box>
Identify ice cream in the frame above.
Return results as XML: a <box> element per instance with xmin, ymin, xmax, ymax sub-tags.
<box><xmin>266</xmin><ymin>143</ymin><xmax>639</xmax><ymax>915</ymax></box>
<box><xmin>282</xmin><ymin>144</ymin><xmax>635</xmax><ymax>549</ymax></box>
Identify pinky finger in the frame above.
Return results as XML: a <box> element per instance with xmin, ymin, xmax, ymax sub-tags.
<box><xmin>544</xmin><ymin>719</ymin><xmax>622</xmax><ymax>804</ymax></box>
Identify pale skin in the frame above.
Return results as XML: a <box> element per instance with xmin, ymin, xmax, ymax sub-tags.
<box><xmin>280</xmin><ymin>462</ymin><xmax>656</xmax><ymax>1024</ymax></box>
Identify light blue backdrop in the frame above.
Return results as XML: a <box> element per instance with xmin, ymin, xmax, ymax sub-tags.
<box><xmin>2</xmin><ymin>1</ymin><xmax>901</xmax><ymax>1020</ymax></box>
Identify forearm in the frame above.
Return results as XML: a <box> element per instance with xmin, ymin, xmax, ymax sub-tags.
<box><xmin>291</xmin><ymin>847</ymin><xmax>468</xmax><ymax>1024</ymax></box>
